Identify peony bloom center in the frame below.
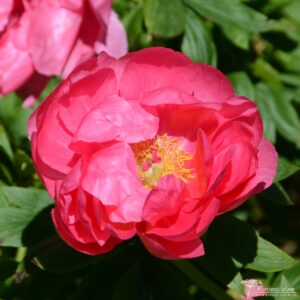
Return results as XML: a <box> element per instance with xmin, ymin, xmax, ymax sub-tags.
<box><xmin>131</xmin><ymin>134</ymin><xmax>194</xmax><ymax>188</ymax></box>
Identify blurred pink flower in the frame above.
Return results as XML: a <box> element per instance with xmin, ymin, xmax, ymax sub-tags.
<box><xmin>29</xmin><ymin>48</ymin><xmax>277</xmax><ymax>259</ymax></box>
<box><xmin>242</xmin><ymin>279</ymin><xmax>267</xmax><ymax>299</ymax></box>
<box><xmin>0</xmin><ymin>0</ymin><xmax>127</xmax><ymax>103</ymax></box>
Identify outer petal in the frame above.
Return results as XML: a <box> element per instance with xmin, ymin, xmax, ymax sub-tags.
<box><xmin>219</xmin><ymin>138</ymin><xmax>277</xmax><ymax>213</ymax></box>
<box><xmin>139</xmin><ymin>234</ymin><xmax>205</xmax><ymax>260</ymax></box>
<box><xmin>61</xmin><ymin>39</ymin><xmax>94</xmax><ymax>78</ymax></box>
<box><xmin>59</xmin><ymin>68</ymin><xmax>118</xmax><ymax>135</ymax></box>
<box><xmin>0</xmin><ymin>0</ymin><xmax>13</xmax><ymax>32</ymax></box>
<box><xmin>193</xmin><ymin>63</ymin><xmax>235</xmax><ymax>102</ymax></box>
<box><xmin>52</xmin><ymin>208</ymin><xmax>120</xmax><ymax>255</ymax></box>
<box><xmin>0</xmin><ymin>31</ymin><xmax>33</xmax><ymax>95</ymax></box>
<box><xmin>95</xmin><ymin>11</ymin><xmax>128</xmax><ymax>58</ymax></box>
<box><xmin>89</xmin><ymin>0</ymin><xmax>111</xmax><ymax>25</ymax></box>
<box><xmin>81</xmin><ymin>143</ymin><xmax>149</xmax><ymax>223</ymax></box>
<box><xmin>120</xmin><ymin>47</ymin><xmax>196</xmax><ymax>99</ymax></box>
<box><xmin>144</xmin><ymin>197</ymin><xmax>219</xmax><ymax>241</ymax></box>
<box><xmin>27</xmin><ymin>3</ymin><xmax>82</xmax><ymax>75</ymax></box>
<box><xmin>208</xmin><ymin>142</ymin><xmax>257</xmax><ymax>195</ymax></box>
<box><xmin>35</xmin><ymin>95</ymin><xmax>75</xmax><ymax>176</ymax></box>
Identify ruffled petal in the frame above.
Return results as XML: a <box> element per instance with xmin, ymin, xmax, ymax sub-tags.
<box><xmin>95</xmin><ymin>11</ymin><xmax>128</xmax><ymax>58</ymax></box>
<box><xmin>52</xmin><ymin>208</ymin><xmax>120</xmax><ymax>255</ymax></box>
<box><xmin>0</xmin><ymin>30</ymin><xmax>33</xmax><ymax>94</ymax></box>
<box><xmin>219</xmin><ymin>138</ymin><xmax>277</xmax><ymax>213</ymax></box>
<box><xmin>27</xmin><ymin>2</ymin><xmax>82</xmax><ymax>75</ymax></box>
<box><xmin>120</xmin><ymin>47</ymin><xmax>196</xmax><ymax>100</ymax></box>
<box><xmin>193</xmin><ymin>63</ymin><xmax>235</xmax><ymax>102</ymax></box>
<box><xmin>142</xmin><ymin>176</ymin><xmax>185</xmax><ymax>226</ymax></box>
<box><xmin>59</xmin><ymin>68</ymin><xmax>118</xmax><ymax>134</ymax></box>
<box><xmin>0</xmin><ymin>0</ymin><xmax>13</xmax><ymax>32</ymax></box>
<box><xmin>139</xmin><ymin>234</ymin><xmax>205</xmax><ymax>260</ymax></box>
<box><xmin>81</xmin><ymin>143</ymin><xmax>149</xmax><ymax>223</ymax></box>
<box><xmin>71</xmin><ymin>95</ymin><xmax>158</xmax><ymax>147</ymax></box>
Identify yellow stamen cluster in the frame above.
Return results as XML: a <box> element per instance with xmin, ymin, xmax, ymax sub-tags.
<box><xmin>131</xmin><ymin>134</ymin><xmax>194</xmax><ymax>188</ymax></box>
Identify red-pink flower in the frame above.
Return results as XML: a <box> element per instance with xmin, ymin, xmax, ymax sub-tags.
<box><xmin>0</xmin><ymin>0</ymin><xmax>127</xmax><ymax>103</ymax></box>
<box><xmin>29</xmin><ymin>48</ymin><xmax>277</xmax><ymax>260</ymax></box>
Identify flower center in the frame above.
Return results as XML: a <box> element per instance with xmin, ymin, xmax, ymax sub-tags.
<box><xmin>131</xmin><ymin>134</ymin><xmax>194</xmax><ymax>189</ymax></box>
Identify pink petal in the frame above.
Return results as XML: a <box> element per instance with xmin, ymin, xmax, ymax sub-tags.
<box><xmin>165</xmin><ymin>103</ymin><xmax>221</xmax><ymax>141</ymax></box>
<box><xmin>219</xmin><ymin>138</ymin><xmax>277</xmax><ymax>213</ymax></box>
<box><xmin>120</xmin><ymin>47</ymin><xmax>196</xmax><ymax>100</ymax></box>
<box><xmin>140</xmin><ymin>87</ymin><xmax>197</xmax><ymax>106</ymax></box>
<box><xmin>52</xmin><ymin>208</ymin><xmax>120</xmax><ymax>255</ymax></box>
<box><xmin>142</xmin><ymin>176</ymin><xmax>185</xmax><ymax>226</ymax></box>
<box><xmin>59</xmin><ymin>68</ymin><xmax>118</xmax><ymax>134</ymax></box>
<box><xmin>89</xmin><ymin>0</ymin><xmax>111</xmax><ymax>25</ymax></box>
<box><xmin>193</xmin><ymin>63</ymin><xmax>235</xmax><ymax>102</ymax></box>
<box><xmin>61</xmin><ymin>39</ymin><xmax>94</xmax><ymax>78</ymax></box>
<box><xmin>77</xmin><ymin>0</ymin><xmax>105</xmax><ymax>47</ymax></box>
<box><xmin>139</xmin><ymin>234</ymin><xmax>205</xmax><ymax>260</ymax></box>
<box><xmin>27</xmin><ymin>3</ymin><xmax>82</xmax><ymax>75</ymax></box>
<box><xmin>81</xmin><ymin>143</ymin><xmax>149</xmax><ymax>223</ymax></box>
<box><xmin>185</xmin><ymin>129</ymin><xmax>213</xmax><ymax>198</ymax></box>
<box><xmin>208</xmin><ymin>142</ymin><xmax>257</xmax><ymax>196</ymax></box>
<box><xmin>35</xmin><ymin>98</ymin><xmax>76</xmax><ymax>176</ymax></box>
<box><xmin>71</xmin><ymin>95</ymin><xmax>158</xmax><ymax>146</ymax></box>
<box><xmin>0</xmin><ymin>0</ymin><xmax>13</xmax><ymax>32</ymax></box>
<box><xmin>144</xmin><ymin>197</ymin><xmax>219</xmax><ymax>241</ymax></box>
<box><xmin>0</xmin><ymin>30</ymin><xmax>33</xmax><ymax>95</ymax></box>
<box><xmin>95</xmin><ymin>11</ymin><xmax>128</xmax><ymax>58</ymax></box>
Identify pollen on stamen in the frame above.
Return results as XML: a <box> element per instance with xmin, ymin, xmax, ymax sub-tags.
<box><xmin>131</xmin><ymin>134</ymin><xmax>194</xmax><ymax>188</ymax></box>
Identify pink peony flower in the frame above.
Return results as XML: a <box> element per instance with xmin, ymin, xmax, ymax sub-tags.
<box><xmin>28</xmin><ymin>48</ymin><xmax>277</xmax><ymax>259</ymax></box>
<box><xmin>0</xmin><ymin>0</ymin><xmax>127</xmax><ymax>102</ymax></box>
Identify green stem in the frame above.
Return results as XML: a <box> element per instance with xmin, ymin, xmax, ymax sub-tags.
<box><xmin>172</xmin><ymin>260</ymin><xmax>233</xmax><ymax>300</ymax></box>
<box><xmin>15</xmin><ymin>246</ymin><xmax>27</xmax><ymax>263</ymax></box>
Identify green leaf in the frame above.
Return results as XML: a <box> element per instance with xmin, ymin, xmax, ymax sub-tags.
<box><xmin>280</xmin><ymin>73</ymin><xmax>300</xmax><ymax>88</ymax></box>
<box><xmin>0</xmin><ymin>124</ymin><xmax>13</xmax><ymax>160</ymax></box>
<box><xmin>255</xmin><ymin>83</ymin><xmax>300</xmax><ymax>146</ymax></box>
<box><xmin>199</xmin><ymin>216</ymin><xmax>295</xmax><ymax>275</ymax></box>
<box><xmin>229</xmin><ymin>71</ymin><xmax>255</xmax><ymax>99</ymax></box>
<box><xmin>227</xmin><ymin>272</ymin><xmax>244</xmax><ymax>296</ymax></box>
<box><xmin>275</xmin><ymin>48</ymin><xmax>300</xmax><ymax>73</ymax></box>
<box><xmin>221</xmin><ymin>24</ymin><xmax>251</xmax><ymax>50</ymax></box>
<box><xmin>123</xmin><ymin>4</ymin><xmax>143</xmax><ymax>50</ymax></box>
<box><xmin>184</xmin><ymin>0</ymin><xmax>271</xmax><ymax>33</ymax></box>
<box><xmin>0</xmin><ymin>187</ymin><xmax>52</xmax><ymax>247</ymax></box>
<box><xmin>251</xmin><ymin>58</ymin><xmax>281</xmax><ymax>88</ymax></box>
<box><xmin>254</xmin><ymin>83</ymin><xmax>276</xmax><ymax>143</ymax></box>
<box><xmin>275</xmin><ymin>157</ymin><xmax>300</xmax><ymax>182</ymax></box>
<box><xmin>283</xmin><ymin>0</ymin><xmax>300</xmax><ymax>22</ymax></box>
<box><xmin>0</xmin><ymin>94</ymin><xmax>34</xmax><ymax>142</ymax></box>
<box><xmin>272</xmin><ymin>260</ymin><xmax>300</xmax><ymax>296</ymax></box>
<box><xmin>246</xmin><ymin>236</ymin><xmax>296</xmax><ymax>272</ymax></box>
<box><xmin>143</xmin><ymin>0</ymin><xmax>185</xmax><ymax>38</ymax></box>
<box><xmin>181</xmin><ymin>8</ymin><xmax>217</xmax><ymax>65</ymax></box>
